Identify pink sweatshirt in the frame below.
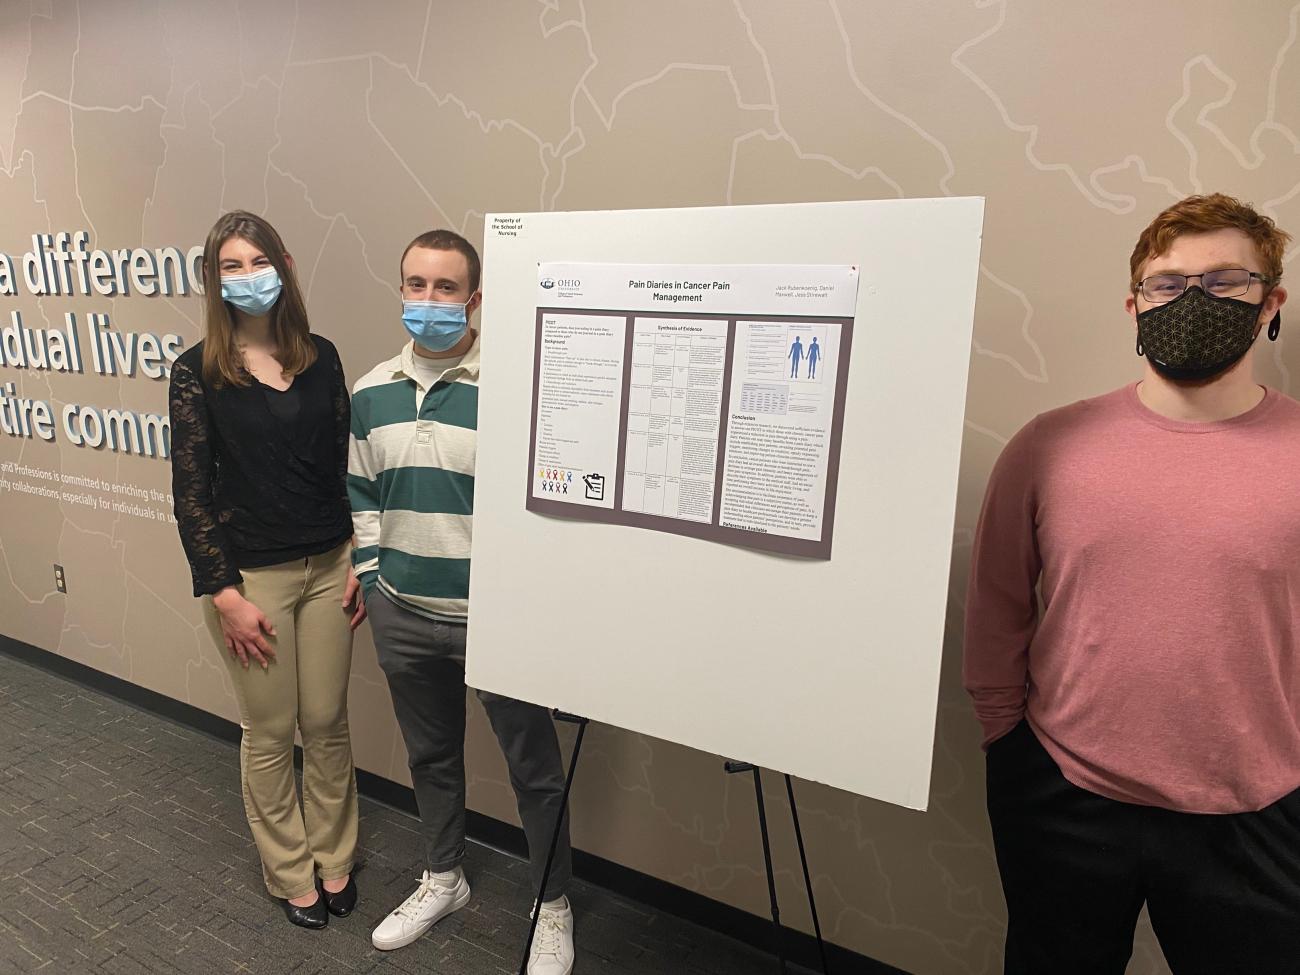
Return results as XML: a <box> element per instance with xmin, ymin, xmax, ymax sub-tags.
<box><xmin>964</xmin><ymin>384</ymin><xmax>1300</xmax><ymax>814</ymax></box>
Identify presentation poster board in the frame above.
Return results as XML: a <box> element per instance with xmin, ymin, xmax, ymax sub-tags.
<box><xmin>467</xmin><ymin>199</ymin><xmax>984</xmax><ymax>810</ymax></box>
<box><xmin>526</xmin><ymin>262</ymin><xmax>858</xmax><ymax>558</ymax></box>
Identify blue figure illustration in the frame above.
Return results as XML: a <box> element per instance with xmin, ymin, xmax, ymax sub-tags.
<box><xmin>807</xmin><ymin>336</ymin><xmax>821</xmax><ymax>379</ymax></box>
<box><xmin>789</xmin><ymin>336</ymin><xmax>803</xmax><ymax>378</ymax></box>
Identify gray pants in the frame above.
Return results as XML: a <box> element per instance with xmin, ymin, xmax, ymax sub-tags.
<box><xmin>368</xmin><ymin>589</ymin><xmax>572</xmax><ymax>901</ymax></box>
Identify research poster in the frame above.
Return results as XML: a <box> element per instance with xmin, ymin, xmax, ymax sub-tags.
<box><xmin>527</xmin><ymin>263</ymin><xmax>857</xmax><ymax>559</ymax></box>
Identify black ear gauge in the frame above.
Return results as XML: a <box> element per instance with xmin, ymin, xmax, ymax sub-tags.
<box><xmin>1268</xmin><ymin>312</ymin><xmax>1281</xmax><ymax>341</ymax></box>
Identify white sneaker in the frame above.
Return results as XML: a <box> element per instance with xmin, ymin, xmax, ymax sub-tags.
<box><xmin>371</xmin><ymin>869</ymin><xmax>471</xmax><ymax>951</ymax></box>
<box><xmin>528</xmin><ymin>897</ymin><xmax>575</xmax><ymax>975</ymax></box>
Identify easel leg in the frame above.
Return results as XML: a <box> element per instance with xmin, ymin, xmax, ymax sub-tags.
<box><xmin>786</xmin><ymin>774</ymin><xmax>829</xmax><ymax>974</ymax></box>
<box><xmin>727</xmin><ymin>760</ymin><xmax>788</xmax><ymax>974</ymax></box>
<box><xmin>753</xmin><ymin>767</ymin><xmax>790</xmax><ymax>974</ymax></box>
<box><xmin>518</xmin><ymin>711</ymin><xmax>588</xmax><ymax>975</ymax></box>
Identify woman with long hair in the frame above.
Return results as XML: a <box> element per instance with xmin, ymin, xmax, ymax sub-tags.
<box><xmin>168</xmin><ymin>210</ymin><xmax>365</xmax><ymax>928</ymax></box>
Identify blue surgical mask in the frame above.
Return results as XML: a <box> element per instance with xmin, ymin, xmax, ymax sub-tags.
<box><xmin>402</xmin><ymin>300</ymin><xmax>469</xmax><ymax>352</ymax></box>
<box><xmin>221</xmin><ymin>267</ymin><xmax>282</xmax><ymax>317</ymax></box>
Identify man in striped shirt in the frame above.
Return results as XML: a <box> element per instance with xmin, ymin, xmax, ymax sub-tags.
<box><xmin>350</xmin><ymin>230</ymin><xmax>575</xmax><ymax>974</ymax></box>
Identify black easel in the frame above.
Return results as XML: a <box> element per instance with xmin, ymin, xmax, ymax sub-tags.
<box><xmin>515</xmin><ymin>718</ymin><xmax>831</xmax><ymax>975</ymax></box>
<box><xmin>724</xmin><ymin>761</ymin><xmax>831</xmax><ymax>975</ymax></box>
<box><xmin>518</xmin><ymin>710</ymin><xmax>589</xmax><ymax>975</ymax></box>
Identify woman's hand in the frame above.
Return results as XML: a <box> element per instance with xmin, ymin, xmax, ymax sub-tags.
<box><xmin>342</xmin><ymin>569</ymin><xmax>367</xmax><ymax>630</ymax></box>
<box><xmin>212</xmin><ymin>587</ymin><xmax>277</xmax><ymax>669</ymax></box>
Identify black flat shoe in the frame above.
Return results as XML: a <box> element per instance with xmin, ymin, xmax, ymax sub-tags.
<box><xmin>280</xmin><ymin>893</ymin><xmax>328</xmax><ymax>929</ymax></box>
<box><xmin>322</xmin><ymin>875</ymin><xmax>357</xmax><ymax>917</ymax></box>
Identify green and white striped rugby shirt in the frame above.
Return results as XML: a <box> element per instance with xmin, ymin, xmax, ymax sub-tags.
<box><xmin>348</xmin><ymin>337</ymin><xmax>479</xmax><ymax>622</ymax></box>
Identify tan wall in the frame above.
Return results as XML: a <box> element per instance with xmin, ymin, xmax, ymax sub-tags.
<box><xmin>2</xmin><ymin>2</ymin><xmax>1298</xmax><ymax>972</ymax></box>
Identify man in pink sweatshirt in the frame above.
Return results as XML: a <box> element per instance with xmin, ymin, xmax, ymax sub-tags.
<box><xmin>965</xmin><ymin>193</ymin><xmax>1297</xmax><ymax>974</ymax></box>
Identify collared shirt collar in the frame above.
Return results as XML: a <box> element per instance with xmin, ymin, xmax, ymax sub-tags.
<box><xmin>395</xmin><ymin>332</ymin><xmax>481</xmax><ymax>385</ymax></box>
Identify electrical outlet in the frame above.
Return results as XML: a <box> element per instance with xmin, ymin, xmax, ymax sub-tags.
<box><xmin>54</xmin><ymin>564</ymin><xmax>66</xmax><ymax>593</ymax></box>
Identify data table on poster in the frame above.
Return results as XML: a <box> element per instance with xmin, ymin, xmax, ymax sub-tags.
<box><xmin>622</xmin><ymin>318</ymin><xmax>727</xmax><ymax>524</ymax></box>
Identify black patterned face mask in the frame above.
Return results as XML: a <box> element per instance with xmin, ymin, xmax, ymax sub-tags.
<box><xmin>1136</xmin><ymin>286</ymin><xmax>1281</xmax><ymax>381</ymax></box>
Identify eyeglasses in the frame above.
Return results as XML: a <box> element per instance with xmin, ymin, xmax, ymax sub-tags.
<box><xmin>1137</xmin><ymin>269</ymin><xmax>1272</xmax><ymax>303</ymax></box>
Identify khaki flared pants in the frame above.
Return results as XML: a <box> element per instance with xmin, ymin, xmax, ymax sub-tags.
<box><xmin>203</xmin><ymin>542</ymin><xmax>358</xmax><ymax>899</ymax></box>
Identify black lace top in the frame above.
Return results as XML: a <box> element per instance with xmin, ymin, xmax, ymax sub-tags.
<box><xmin>168</xmin><ymin>334</ymin><xmax>352</xmax><ymax>597</ymax></box>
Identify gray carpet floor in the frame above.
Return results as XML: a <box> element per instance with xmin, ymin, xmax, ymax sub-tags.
<box><xmin>0</xmin><ymin>651</ymin><xmax>804</xmax><ymax>974</ymax></box>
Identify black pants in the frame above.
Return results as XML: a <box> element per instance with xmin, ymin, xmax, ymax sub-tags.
<box><xmin>987</xmin><ymin>720</ymin><xmax>1300</xmax><ymax>975</ymax></box>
